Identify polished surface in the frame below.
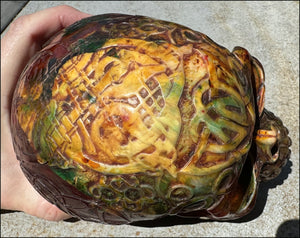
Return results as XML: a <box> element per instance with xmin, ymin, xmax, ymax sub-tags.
<box><xmin>1</xmin><ymin>1</ymin><xmax>299</xmax><ymax>237</ymax></box>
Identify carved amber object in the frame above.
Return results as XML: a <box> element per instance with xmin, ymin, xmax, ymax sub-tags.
<box><xmin>11</xmin><ymin>14</ymin><xmax>291</xmax><ymax>224</ymax></box>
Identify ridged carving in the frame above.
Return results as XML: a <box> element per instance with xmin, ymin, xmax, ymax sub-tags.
<box><xmin>11</xmin><ymin>14</ymin><xmax>290</xmax><ymax>224</ymax></box>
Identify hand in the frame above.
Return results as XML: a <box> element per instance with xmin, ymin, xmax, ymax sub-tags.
<box><xmin>1</xmin><ymin>5</ymin><xmax>91</xmax><ymax>221</ymax></box>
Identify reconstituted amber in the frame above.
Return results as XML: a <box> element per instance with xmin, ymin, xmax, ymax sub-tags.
<box><xmin>11</xmin><ymin>14</ymin><xmax>291</xmax><ymax>224</ymax></box>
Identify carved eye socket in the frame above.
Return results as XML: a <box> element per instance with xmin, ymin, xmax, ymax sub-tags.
<box><xmin>110</xmin><ymin>178</ymin><xmax>127</xmax><ymax>191</ymax></box>
<box><xmin>141</xmin><ymin>185</ymin><xmax>155</xmax><ymax>199</ymax></box>
<box><xmin>271</xmin><ymin>142</ymin><xmax>279</xmax><ymax>159</ymax></box>
<box><xmin>101</xmin><ymin>188</ymin><xmax>117</xmax><ymax>201</ymax></box>
<box><xmin>213</xmin><ymin>168</ymin><xmax>235</xmax><ymax>194</ymax></box>
<box><xmin>90</xmin><ymin>186</ymin><xmax>101</xmax><ymax>199</ymax></box>
<box><xmin>125</xmin><ymin>188</ymin><xmax>142</xmax><ymax>201</ymax></box>
<box><xmin>167</xmin><ymin>185</ymin><xmax>193</xmax><ymax>202</ymax></box>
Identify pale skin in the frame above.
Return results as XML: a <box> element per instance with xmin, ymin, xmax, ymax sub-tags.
<box><xmin>1</xmin><ymin>5</ymin><xmax>91</xmax><ymax>221</ymax></box>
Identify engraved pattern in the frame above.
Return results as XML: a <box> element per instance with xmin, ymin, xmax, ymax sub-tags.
<box><xmin>11</xmin><ymin>14</ymin><xmax>290</xmax><ymax>224</ymax></box>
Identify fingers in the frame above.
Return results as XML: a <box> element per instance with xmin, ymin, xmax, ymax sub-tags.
<box><xmin>0</xmin><ymin>5</ymin><xmax>88</xmax><ymax>221</ymax></box>
<box><xmin>0</xmin><ymin>124</ymin><xmax>71</xmax><ymax>221</ymax></box>
<box><xmin>1</xmin><ymin>5</ymin><xmax>91</xmax><ymax>109</ymax></box>
<box><xmin>14</xmin><ymin>5</ymin><xmax>92</xmax><ymax>45</ymax></box>
<box><xmin>22</xmin><ymin>181</ymin><xmax>72</xmax><ymax>221</ymax></box>
<box><xmin>1</xmin><ymin>158</ymin><xmax>71</xmax><ymax>221</ymax></box>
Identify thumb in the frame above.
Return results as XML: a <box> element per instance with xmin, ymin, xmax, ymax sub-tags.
<box><xmin>1</xmin><ymin>5</ymin><xmax>91</xmax><ymax>109</ymax></box>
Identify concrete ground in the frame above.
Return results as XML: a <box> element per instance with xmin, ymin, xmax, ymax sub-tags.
<box><xmin>1</xmin><ymin>1</ymin><xmax>299</xmax><ymax>237</ymax></box>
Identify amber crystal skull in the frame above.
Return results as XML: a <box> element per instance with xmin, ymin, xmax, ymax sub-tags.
<box><xmin>11</xmin><ymin>14</ymin><xmax>291</xmax><ymax>224</ymax></box>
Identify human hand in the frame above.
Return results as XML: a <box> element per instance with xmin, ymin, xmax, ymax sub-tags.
<box><xmin>1</xmin><ymin>5</ymin><xmax>91</xmax><ymax>221</ymax></box>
